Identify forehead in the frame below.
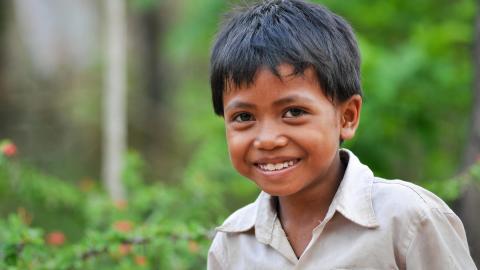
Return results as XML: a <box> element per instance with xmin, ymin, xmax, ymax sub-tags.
<box><xmin>227</xmin><ymin>64</ymin><xmax>318</xmax><ymax>91</ymax></box>
<box><xmin>223</xmin><ymin>64</ymin><xmax>327</xmax><ymax>110</ymax></box>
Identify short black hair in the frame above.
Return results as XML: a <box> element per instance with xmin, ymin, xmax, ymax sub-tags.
<box><xmin>210</xmin><ymin>0</ymin><xmax>362</xmax><ymax>116</ymax></box>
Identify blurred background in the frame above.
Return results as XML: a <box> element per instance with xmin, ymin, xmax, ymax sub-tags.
<box><xmin>0</xmin><ymin>0</ymin><xmax>479</xmax><ymax>268</ymax></box>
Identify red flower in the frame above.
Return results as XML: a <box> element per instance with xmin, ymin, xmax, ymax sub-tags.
<box><xmin>135</xmin><ymin>255</ymin><xmax>147</xmax><ymax>266</ymax></box>
<box><xmin>118</xmin><ymin>243</ymin><xmax>132</xmax><ymax>255</ymax></box>
<box><xmin>1</xmin><ymin>143</ymin><xmax>17</xmax><ymax>157</ymax></box>
<box><xmin>46</xmin><ymin>231</ymin><xmax>66</xmax><ymax>246</ymax></box>
<box><xmin>188</xmin><ymin>240</ymin><xmax>200</xmax><ymax>253</ymax></box>
<box><xmin>113</xmin><ymin>220</ymin><xmax>133</xmax><ymax>233</ymax></box>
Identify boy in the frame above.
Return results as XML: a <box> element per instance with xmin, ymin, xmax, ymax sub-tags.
<box><xmin>207</xmin><ymin>0</ymin><xmax>477</xmax><ymax>269</ymax></box>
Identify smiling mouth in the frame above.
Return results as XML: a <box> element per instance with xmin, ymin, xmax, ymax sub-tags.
<box><xmin>255</xmin><ymin>159</ymin><xmax>301</xmax><ymax>172</ymax></box>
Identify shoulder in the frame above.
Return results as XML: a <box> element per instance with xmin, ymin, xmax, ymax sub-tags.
<box><xmin>371</xmin><ymin>177</ymin><xmax>454</xmax><ymax>217</ymax></box>
<box><xmin>371</xmin><ymin>179</ymin><xmax>476</xmax><ymax>268</ymax></box>
<box><xmin>208</xmin><ymin>199</ymin><xmax>259</xmax><ymax>269</ymax></box>
<box><xmin>370</xmin><ymin>178</ymin><xmax>471</xmax><ymax>268</ymax></box>
<box><xmin>370</xmin><ymin>177</ymin><xmax>462</xmax><ymax>244</ymax></box>
<box><xmin>216</xmin><ymin>199</ymin><xmax>257</xmax><ymax>233</ymax></box>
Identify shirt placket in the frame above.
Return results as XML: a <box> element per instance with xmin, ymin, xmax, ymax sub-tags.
<box><xmin>267</xmin><ymin>215</ymin><xmax>299</xmax><ymax>265</ymax></box>
<box><xmin>295</xmin><ymin>199</ymin><xmax>339</xmax><ymax>268</ymax></box>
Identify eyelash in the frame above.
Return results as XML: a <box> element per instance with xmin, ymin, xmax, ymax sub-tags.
<box><xmin>231</xmin><ymin>107</ymin><xmax>307</xmax><ymax>123</ymax></box>
<box><xmin>283</xmin><ymin>107</ymin><xmax>307</xmax><ymax>118</ymax></box>
<box><xmin>232</xmin><ymin>112</ymin><xmax>254</xmax><ymax>122</ymax></box>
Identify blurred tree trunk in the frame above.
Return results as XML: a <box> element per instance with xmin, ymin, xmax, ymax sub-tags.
<box><xmin>103</xmin><ymin>0</ymin><xmax>127</xmax><ymax>201</ymax></box>
<box><xmin>130</xmin><ymin>3</ymin><xmax>179</xmax><ymax>181</ymax></box>
<box><xmin>133</xmin><ymin>7</ymin><xmax>166</xmax><ymax>171</ymax></box>
<box><xmin>139</xmin><ymin>8</ymin><xmax>162</xmax><ymax>104</ymax></box>
<box><xmin>458</xmin><ymin>4</ymin><xmax>480</xmax><ymax>265</ymax></box>
<box><xmin>0</xmin><ymin>2</ymin><xmax>8</xmax><ymax>133</ymax></box>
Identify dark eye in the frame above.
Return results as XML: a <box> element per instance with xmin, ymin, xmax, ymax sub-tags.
<box><xmin>284</xmin><ymin>108</ymin><xmax>306</xmax><ymax>118</ymax></box>
<box><xmin>233</xmin><ymin>112</ymin><xmax>254</xmax><ymax>122</ymax></box>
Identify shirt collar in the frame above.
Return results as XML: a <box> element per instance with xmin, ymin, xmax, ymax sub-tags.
<box><xmin>216</xmin><ymin>149</ymin><xmax>379</xmax><ymax>239</ymax></box>
<box><xmin>333</xmin><ymin>149</ymin><xmax>379</xmax><ymax>228</ymax></box>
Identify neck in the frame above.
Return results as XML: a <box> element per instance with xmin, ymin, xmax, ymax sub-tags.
<box><xmin>277</xmin><ymin>152</ymin><xmax>346</xmax><ymax>225</ymax></box>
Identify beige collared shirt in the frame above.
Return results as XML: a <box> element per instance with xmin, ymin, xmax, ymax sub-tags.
<box><xmin>207</xmin><ymin>150</ymin><xmax>477</xmax><ymax>269</ymax></box>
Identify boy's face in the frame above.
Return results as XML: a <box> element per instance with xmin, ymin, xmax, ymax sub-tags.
<box><xmin>223</xmin><ymin>64</ymin><xmax>361</xmax><ymax>197</ymax></box>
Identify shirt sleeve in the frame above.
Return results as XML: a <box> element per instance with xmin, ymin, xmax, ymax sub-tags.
<box><xmin>207</xmin><ymin>232</ymin><xmax>228</xmax><ymax>270</ymax></box>
<box><xmin>405</xmin><ymin>208</ymin><xmax>477</xmax><ymax>269</ymax></box>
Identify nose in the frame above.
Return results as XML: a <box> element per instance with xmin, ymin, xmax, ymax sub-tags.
<box><xmin>253</xmin><ymin>123</ymin><xmax>288</xmax><ymax>150</ymax></box>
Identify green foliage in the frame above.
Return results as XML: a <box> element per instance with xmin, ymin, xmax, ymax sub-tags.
<box><xmin>318</xmin><ymin>0</ymin><xmax>475</xmax><ymax>185</ymax></box>
<box><xmin>0</xmin><ymin>144</ymin><xmax>86</xmax><ymax>240</ymax></box>
<box><xmin>0</xmin><ymin>215</ymin><xmax>44</xmax><ymax>268</ymax></box>
<box><xmin>0</xmin><ymin>151</ymin><xmax>218</xmax><ymax>269</ymax></box>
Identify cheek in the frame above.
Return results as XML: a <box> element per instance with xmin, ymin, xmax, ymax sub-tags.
<box><xmin>226</xmin><ymin>130</ymin><xmax>251</xmax><ymax>169</ymax></box>
<box><xmin>293</xmin><ymin>123</ymin><xmax>339</xmax><ymax>159</ymax></box>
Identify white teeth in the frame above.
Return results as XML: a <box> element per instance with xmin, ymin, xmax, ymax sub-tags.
<box><xmin>258</xmin><ymin>160</ymin><xmax>297</xmax><ymax>172</ymax></box>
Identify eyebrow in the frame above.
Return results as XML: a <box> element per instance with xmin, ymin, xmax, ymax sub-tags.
<box><xmin>224</xmin><ymin>101</ymin><xmax>256</xmax><ymax>112</ymax></box>
<box><xmin>272</xmin><ymin>94</ymin><xmax>315</xmax><ymax>107</ymax></box>
<box><xmin>224</xmin><ymin>94</ymin><xmax>315</xmax><ymax>112</ymax></box>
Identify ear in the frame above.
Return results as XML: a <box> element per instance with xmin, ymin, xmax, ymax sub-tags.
<box><xmin>339</xmin><ymin>95</ymin><xmax>362</xmax><ymax>141</ymax></box>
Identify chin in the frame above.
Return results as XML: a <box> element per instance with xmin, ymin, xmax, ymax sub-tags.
<box><xmin>256</xmin><ymin>183</ymin><xmax>298</xmax><ymax>197</ymax></box>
